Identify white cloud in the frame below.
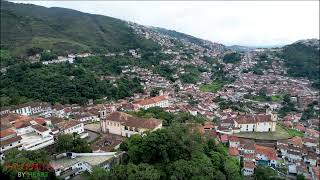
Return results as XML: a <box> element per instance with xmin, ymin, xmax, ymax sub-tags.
<box><xmin>12</xmin><ymin>1</ymin><xmax>319</xmax><ymax>46</ymax></box>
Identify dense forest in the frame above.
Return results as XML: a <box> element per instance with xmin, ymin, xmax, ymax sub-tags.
<box><xmin>0</xmin><ymin>1</ymin><xmax>159</xmax><ymax>57</ymax></box>
<box><xmin>223</xmin><ymin>52</ymin><xmax>242</xmax><ymax>63</ymax></box>
<box><xmin>0</xmin><ymin>61</ymin><xmax>143</xmax><ymax>106</ymax></box>
<box><xmin>281</xmin><ymin>40</ymin><xmax>320</xmax><ymax>88</ymax></box>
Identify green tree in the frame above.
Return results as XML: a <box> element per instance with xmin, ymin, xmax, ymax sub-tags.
<box><xmin>40</xmin><ymin>51</ymin><xmax>58</xmax><ymax>61</ymax></box>
<box><xmin>55</xmin><ymin>133</ymin><xmax>92</xmax><ymax>153</ymax></box>
<box><xmin>150</xmin><ymin>88</ymin><xmax>161</xmax><ymax>97</ymax></box>
<box><xmin>297</xmin><ymin>174</ymin><xmax>306</xmax><ymax>180</ymax></box>
<box><xmin>223</xmin><ymin>52</ymin><xmax>241</xmax><ymax>63</ymax></box>
<box><xmin>223</xmin><ymin>158</ymin><xmax>242</xmax><ymax>180</ymax></box>
<box><xmin>82</xmin><ymin>166</ymin><xmax>110</xmax><ymax>180</ymax></box>
<box><xmin>254</xmin><ymin>166</ymin><xmax>280</xmax><ymax>180</ymax></box>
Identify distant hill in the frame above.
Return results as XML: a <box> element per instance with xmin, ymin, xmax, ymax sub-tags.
<box><xmin>227</xmin><ymin>45</ymin><xmax>254</xmax><ymax>52</ymax></box>
<box><xmin>281</xmin><ymin>39</ymin><xmax>319</xmax><ymax>86</ymax></box>
<box><xmin>151</xmin><ymin>27</ymin><xmax>226</xmax><ymax>51</ymax></box>
<box><xmin>152</xmin><ymin>27</ymin><xmax>205</xmax><ymax>46</ymax></box>
<box><xmin>0</xmin><ymin>1</ymin><xmax>159</xmax><ymax>56</ymax></box>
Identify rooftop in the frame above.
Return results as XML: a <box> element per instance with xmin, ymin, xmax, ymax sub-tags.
<box><xmin>32</xmin><ymin>124</ymin><xmax>49</xmax><ymax>132</ymax></box>
<box><xmin>105</xmin><ymin>112</ymin><xmax>162</xmax><ymax>130</ymax></box>
<box><xmin>50</xmin><ymin>153</ymin><xmax>116</xmax><ymax>169</ymax></box>
<box><xmin>235</xmin><ymin>114</ymin><xmax>272</xmax><ymax>124</ymax></box>
<box><xmin>0</xmin><ymin>128</ymin><xmax>15</xmax><ymax>138</ymax></box>
<box><xmin>20</xmin><ymin>132</ymin><xmax>51</xmax><ymax>146</ymax></box>
<box><xmin>228</xmin><ymin>147</ymin><xmax>239</xmax><ymax>156</ymax></box>
<box><xmin>134</xmin><ymin>95</ymin><xmax>168</xmax><ymax>106</ymax></box>
<box><xmin>255</xmin><ymin>144</ymin><xmax>277</xmax><ymax>160</ymax></box>
<box><xmin>0</xmin><ymin>135</ymin><xmax>22</xmax><ymax>146</ymax></box>
<box><xmin>243</xmin><ymin>161</ymin><xmax>256</xmax><ymax>169</ymax></box>
<box><xmin>56</xmin><ymin>120</ymin><xmax>82</xmax><ymax>130</ymax></box>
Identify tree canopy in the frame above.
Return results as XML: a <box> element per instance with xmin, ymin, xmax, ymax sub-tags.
<box><xmin>223</xmin><ymin>52</ymin><xmax>241</xmax><ymax>64</ymax></box>
<box><xmin>55</xmin><ymin>133</ymin><xmax>92</xmax><ymax>153</ymax></box>
<box><xmin>92</xmin><ymin>124</ymin><xmax>244</xmax><ymax>180</ymax></box>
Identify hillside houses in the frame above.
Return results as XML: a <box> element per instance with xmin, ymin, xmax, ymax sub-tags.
<box><xmin>0</xmin><ymin>102</ymin><xmax>51</xmax><ymax>116</ymax></box>
<box><xmin>133</xmin><ymin>95</ymin><xmax>170</xmax><ymax>110</ymax></box>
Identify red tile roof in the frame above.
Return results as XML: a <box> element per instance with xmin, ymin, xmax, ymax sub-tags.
<box><xmin>14</xmin><ymin>120</ymin><xmax>32</xmax><ymax>129</ymax></box>
<box><xmin>295</xmin><ymin>125</ymin><xmax>305</xmax><ymax>132</ymax></box>
<box><xmin>56</xmin><ymin>120</ymin><xmax>82</xmax><ymax>130</ymax></box>
<box><xmin>220</xmin><ymin>134</ymin><xmax>228</xmax><ymax>143</ymax></box>
<box><xmin>243</xmin><ymin>161</ymin><xmax>256</xmax><ymax>169</ymax></box>
<box><xmin>288</xmin><ymin>137</ymin><xmax>303</xmax><ymax>148</ymax></box>
<box><xmin>0</xmin><ymin>128</ymin><xmax>15</xmax><ymax>138</ymax></box>
<box><xmin>229</xmin><ymin>147</ymin><xmax>239</xmax><ymax>156</ymax></box>
<box><xmin>0</xmin><ymin>135</ymin><xmax>22</xmax><ymax>146</ymax></box>
<box><xmin>35</xmin><ymin>118</ymin><xmax>46</xmax><ymax>125</ymax></box>
<box><xmin>32</xmin><ymin>124</ymin><xmax>49</xmax><ymax>132</ymax></box>
<box><xmin>235</xmin><ymin>114</ymin><xmax>272</xmax><ymax>124</ymax></box>
<box><xmin>106</xmin><ymin>112</ymin><xmax>162</xmax><ymax>130</ymax></box>
<box><xmin>255</xmin><ymin>145</ymin><xmax>277</xmax><ymax>160</ymax></box>
<box><xmin>243</xmin><ymin>153</ymin><xmax>256</xmax><ymax>159</ymax></box>
<box><xmin>229</xmin><ymin>136</ymin><xmax>240</xmax><ymax>142</ymax></box>
<box><xmin>134</xmin><ymin>95</ymin><xmax>168</xmax><ymax>106</ymax></box>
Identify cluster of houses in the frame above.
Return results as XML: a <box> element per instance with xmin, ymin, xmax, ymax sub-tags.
<box><xmin>223</xmin><ymin>134</ymin><xmax>319</xmax><ymax>179</ymax></box>
<box><xmin>0</xmin><ymin>113</ymin><xmax>87</xmax><ymax>160</ymax></box>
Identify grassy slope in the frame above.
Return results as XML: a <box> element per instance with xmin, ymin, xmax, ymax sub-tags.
<box><xmin>199</xmin><ymin>81</ymin><xmax>224</xmax><ymax>93</ymax></box>
<box><xmin>1</xmin><ymin>1</ymin><xmax>159</xmax><ymax>56</ymax></box>
<box><xmin>234</xmin><ymin>125</ymin><xmax>290</xmax><ymax>140</ymax></box>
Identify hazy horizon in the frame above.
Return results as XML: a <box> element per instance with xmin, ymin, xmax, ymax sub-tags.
<box><xmin>12</xmin><ymin>1</ymin><xmax>320</xmax><ymax>47</ymax></box>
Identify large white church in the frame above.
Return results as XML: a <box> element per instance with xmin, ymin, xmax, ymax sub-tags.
<box><xmin>234</xmin><ymin>110</ymin><xmax>277</xmax><ymax>132</ymax></box>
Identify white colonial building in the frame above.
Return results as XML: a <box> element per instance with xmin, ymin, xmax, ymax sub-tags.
<box><xmin>20</xmin><ymin>124</ymin><xmax>54</xmax><ymax>151</ymax></box>
<box><xmin>234</xmin><ymin>113</ymin><xmax>277</xmax><ymax>132</ymax></box>
<box><xmin>56</xmin><ymin>120</ymin><xmax>88</xmax><ymax>138</ymax></box>
<box><xmin>133</xmin><ymin>95</ymin><xmax>169</xmax><ymax>110</ymax></box>
<box><xmin>100</xmin><ymin>112</ymin><xmax>162</xmax><ymax>137</ymax></box>
<box><xmin>0</xmin><ymin>128</ymin><xmax>22</xmax><ymax>156</ymax></box>
<box><xmin>1</xmin><ymin>102</ymin><xmax>52</xmax><ymax>116</ymax></box>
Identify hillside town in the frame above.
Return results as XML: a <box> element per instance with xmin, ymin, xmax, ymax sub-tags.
<box><xmin>0</xmin><ymin>2</ymin><xmax>319</xmax><ymax>180</ymax></box>
<box><xmin>1</xmin><ymin>34</ymin><xmax>319</xmax><ymax>179</ymax></box>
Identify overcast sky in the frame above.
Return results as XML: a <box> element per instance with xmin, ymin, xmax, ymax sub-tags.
<box><xmin>14</xmin><ymin>1</ymin><xmax>320</xmax><ymax>47</ymax></box>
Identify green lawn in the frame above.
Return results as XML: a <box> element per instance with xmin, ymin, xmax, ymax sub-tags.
<box><xmin>271</xmin><ymin>95</ymin><xmax>282</xmax><ymax>102</ymax></box>
<box><xmin>234</xmin><ymin>125</ymin><xmax>290</xmax><ymax>140</ymax></box>
<box><xmin>245</xmin><ymin>95</ymin><xmax>282</xmax><ymax>102</ymax></box>
<box><xmin>200</xmin><ymin>81</ymin><xmax>224</xmax><ymax>93</ymax></box>
<box><xmin>284</xmin><ymin>128</ymin><xmax>304</xmax><ymax>137</ymax></box>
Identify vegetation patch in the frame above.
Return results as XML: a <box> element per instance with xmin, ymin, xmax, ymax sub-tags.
<box><xmin>200</xmin><ymin>80</ymin><xmax>225</xmax><ymax>93</ymax></box>
<box><xmin>234</xmin><ymin>125</ymin><xmax>290</xmax><ymax>140</ymax></box>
